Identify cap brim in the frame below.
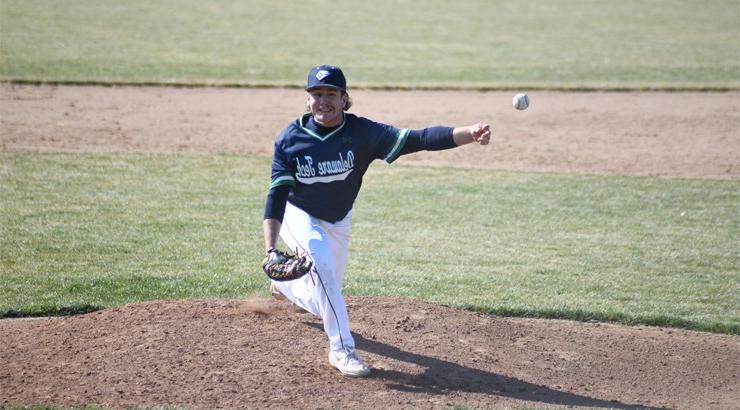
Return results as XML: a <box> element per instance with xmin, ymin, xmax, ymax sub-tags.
<box><xmin>305</xmin><ymin>84</ymin><xmax>345</xmax><ymax>91</ymax></box>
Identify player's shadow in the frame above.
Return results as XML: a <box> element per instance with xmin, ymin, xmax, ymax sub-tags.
<box><xmin>304</xmin><ymin>322</ymin><xmax>663</xmax><ymax>410</ymax></box>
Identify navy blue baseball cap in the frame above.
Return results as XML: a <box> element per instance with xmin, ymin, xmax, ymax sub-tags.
<box><xmin>306</xmin><ymin>65</ymin><xmax>346</xmax><ymax>91</ymax></box>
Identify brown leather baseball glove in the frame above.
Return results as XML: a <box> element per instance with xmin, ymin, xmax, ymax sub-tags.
<box><xmin>262</xmin><ymin>248</ymin><xmax>312</xmax><ymax>281</ymax></box>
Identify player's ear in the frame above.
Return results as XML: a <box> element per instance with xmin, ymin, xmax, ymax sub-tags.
<box><xmin>343</xmin><ymin>92</ymin><xmax>352</xmax><ymax>111</ymax></box>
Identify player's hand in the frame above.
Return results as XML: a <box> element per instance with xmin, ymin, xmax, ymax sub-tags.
<box><xmin>470</xmin><ymin>123</ymin><xmax>491</xmax><ymax>145</ymax></box>
<box><xmin>263</xmin><ymin>248</ymin><xmax>289</xmax><ymax>271</ymax></box>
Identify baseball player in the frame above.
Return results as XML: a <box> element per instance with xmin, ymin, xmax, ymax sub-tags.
<box><xmin>262</xmin><ymin>65</ymin><xmax>490</xmax><ymax>377</ymax></box>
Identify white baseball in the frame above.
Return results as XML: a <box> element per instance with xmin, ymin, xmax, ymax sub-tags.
<box><xmin>513</xmin><ymin>93</ymin><xmax>529</xmax><ymax>110</ymax></box>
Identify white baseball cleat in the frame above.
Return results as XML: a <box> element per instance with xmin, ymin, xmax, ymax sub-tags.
<box><xmin>328</xmin><ymin>347</ymin><xmax>371</xmax><ymax>377</ymax></box>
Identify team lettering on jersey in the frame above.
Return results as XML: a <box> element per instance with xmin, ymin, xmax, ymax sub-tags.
<box><xmin>295</xmin><ymin>150</ymin><xmax>355</xmax><ymax>184</ymax></box>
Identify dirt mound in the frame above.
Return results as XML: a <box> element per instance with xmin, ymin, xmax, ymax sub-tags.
<box><xmin>2</xmin><ymin>297</ymin><xmax>738</xmax><ymax>409</ymax></box>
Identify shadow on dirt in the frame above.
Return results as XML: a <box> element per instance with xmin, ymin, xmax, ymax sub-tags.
<box><xmin>306</xmin><ymin>322</ymin><xmax>663</xmax><ymax>409</ymax></box>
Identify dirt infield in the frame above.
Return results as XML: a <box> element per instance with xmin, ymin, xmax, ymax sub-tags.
<box><xmin>1</xmin><ymin>84</ymin><xmax>739</xmax><ymax>409</ymax></box>
<box><xmin>1</xmin><ymin>84</ymin><xmax>739</xmax><ymax>179</ymax></box>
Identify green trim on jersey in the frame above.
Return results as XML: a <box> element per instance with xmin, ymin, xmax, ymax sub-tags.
<box><xmin>269</xmin><ymin>174</ymin><xmax>296</xmax><ymax>190</ymax></box>
<box><xmin>299</xmin><ymin>112</ymin><xmax>346</xmax><ymax>141</ymax></box>
<box><xmin>384</xmin><ymin>128</ymin><xmax>411</xmax><ymax>163</ymax></box>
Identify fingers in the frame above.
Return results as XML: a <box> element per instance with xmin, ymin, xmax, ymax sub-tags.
<box><xmin>472</xmin><ymin>122</ymin><xmax>491</xmax><ymax>145</ymax></box>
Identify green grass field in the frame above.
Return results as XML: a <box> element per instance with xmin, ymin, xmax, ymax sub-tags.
<box><xmin>2</xmin><ymin>153</ymin><xmax>738</xmax><ymax>334</ymax></box>
<box><xmin>1</xmin><ymin>0</ymin><xmax>739</xmax><ymax>89</ymax></box>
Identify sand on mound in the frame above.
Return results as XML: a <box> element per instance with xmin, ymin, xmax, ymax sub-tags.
<box><xmin>1</xmin><ymin>297</ymin><xmax>738</xmax><ymax>409</ymax></box>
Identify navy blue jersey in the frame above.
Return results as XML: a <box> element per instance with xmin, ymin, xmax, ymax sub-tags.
<box><xmin>269</xmin><ymin>112</ymin><xmax>410</xmax><ymax>222</ymax></box>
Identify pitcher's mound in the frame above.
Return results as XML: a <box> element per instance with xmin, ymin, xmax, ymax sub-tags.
<box><xmin>2</xmin><ymin>297</ymin><xmax>738</xmax><ymax>409</ymax></box>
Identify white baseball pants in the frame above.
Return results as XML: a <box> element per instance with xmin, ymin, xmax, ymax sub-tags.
<box><xmin>271</xmin><ymin>202</ymin><xmax>355</xmax><ymax>351</ymax></box>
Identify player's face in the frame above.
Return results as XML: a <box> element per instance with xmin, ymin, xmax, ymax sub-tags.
<box><xmin>306</xmin><ymin>87</ymin><xmax>347</xmax><ymax>127</ymax></box>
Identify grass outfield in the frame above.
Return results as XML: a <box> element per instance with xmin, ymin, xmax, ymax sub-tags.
<box><xmin>1</xmin><ymin>0</ymin><xmax>738</xmax><ymax>89</ymax></box>
<box><xmin>1</xmin><ymin>153</ymin><xmax>738</xmax><ymax>334</ymax></box>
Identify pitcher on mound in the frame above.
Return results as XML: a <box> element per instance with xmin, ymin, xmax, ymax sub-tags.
<box><xmin>262</xmin><ymin>65</ymin><xmax>491</xmax><ymax>377</ymax></box>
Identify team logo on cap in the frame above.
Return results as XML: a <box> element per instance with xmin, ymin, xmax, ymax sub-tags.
<box><xmin>315</xmin><ymin>70</ymin><xmax>330</xmax><ymax>81</ymax></box>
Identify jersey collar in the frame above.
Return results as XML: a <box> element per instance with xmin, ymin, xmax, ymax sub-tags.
<box><xmin>298</xmin><ymin>112</ymin><xmax>346</xmax><ymax>141</ymax></box>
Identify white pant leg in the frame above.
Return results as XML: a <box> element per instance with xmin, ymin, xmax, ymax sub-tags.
<box><xmin>273</xmin><ymin>202</ymin><xmax>354</xmax><ymax>351</ymax></box>
<box><xmin>327</xmin><ymin>214</ymin><xmax>351</xmax><ymax>287</ymax></box>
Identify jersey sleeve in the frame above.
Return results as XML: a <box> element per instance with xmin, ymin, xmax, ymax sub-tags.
<box><xmin>361</xmin><ymin>117</ymin><xmax>411</xmax><ymax>164</ymax></box>
<box><xmin>268</xmin><ymin>135</ymin><xmax>296</xmax><ymax>190</ymax></box>
<box><xmin>383</xmin><ymin>128</ymin><xmax>412</xmax><ymax>163</ymax></box>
